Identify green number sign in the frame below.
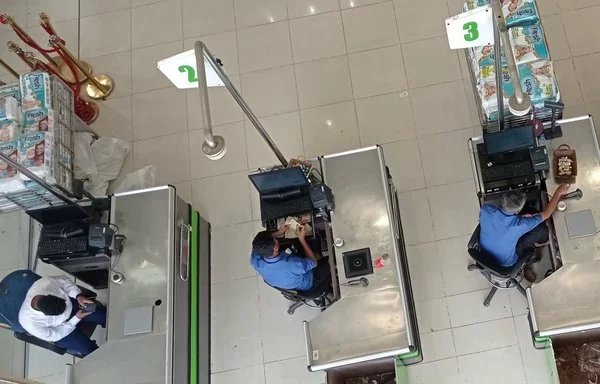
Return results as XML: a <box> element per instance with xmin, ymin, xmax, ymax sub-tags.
<box><xmin>463</xmin><ymin>21</ymin><xmax>479</xmax><ymax>42</ymax></box>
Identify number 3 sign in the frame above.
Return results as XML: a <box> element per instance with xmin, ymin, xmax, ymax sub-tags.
<box><xmin>445</xmin><ymin>5</ymin><xmax>494</xmax><ymax>49</ymax></box>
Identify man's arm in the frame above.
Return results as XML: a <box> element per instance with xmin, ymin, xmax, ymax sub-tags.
<box><xmin>22</xmin><ymin>316</ymin><xmax>81</xmax><ymax>342</ymax></box>
<box><xmin>540</xmin><ymin>184</ymin><xmax>570</xmax><ymax>221</ymax></box>
<box><xmin>298</xmin><ymin>225</ymin><xmax>317</xmax><ymax>264</ymax></box>
<box><xmin>51</xmin><ymin>276</ymin><xmax>82</xmax><ymax>299</ymax></box>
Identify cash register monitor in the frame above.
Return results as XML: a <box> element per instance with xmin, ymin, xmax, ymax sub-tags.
<box><xmin>249</xmin><ymin>167</ymin><xmax>309</xmax><ymax>195</ymax></box>
<box><xmin>484</xmin><ymin>126</ymin><xmax>535</xmax><ymax>155</ymax></box>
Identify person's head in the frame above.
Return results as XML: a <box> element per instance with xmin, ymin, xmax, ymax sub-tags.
<box><xmin>252</xmin><ymin>231</ymin><xmax>279</xmax><ymax>258</ymax></box>
<box><xmin>35</xmin><ymin>142</ymin><xmax>44</xmax><ymax>155</ymax></box>
<box><xmin>32</xmin><ymin>294</ymin><xmax>66</xmax><ymax>316</ymax></box>
<box><xmin>39</xmin><ymin>117</ymin><xmax>48</xmax><ymax>131</ymax></box>
<box><xmin>501</xmin><ymin>191</ymin><xmax>527</xmax><ymax>215</ymax></box>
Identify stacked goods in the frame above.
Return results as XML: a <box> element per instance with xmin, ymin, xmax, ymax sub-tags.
<box><xmin>0</xmin><ymin>71</ymin><xmax>75</xmax><ymax>194</ymax></box>
<box><xmin>464</xmin><ymin>0</ymin><xmax>560</xmax><ymax>121</ymax></box>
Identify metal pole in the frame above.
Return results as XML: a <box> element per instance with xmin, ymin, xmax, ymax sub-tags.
<box><xmin>490</xmin><ymin>0</ymin><xmax>531</xmax><ymax>116</ymax></box>
<box><xmin>493</xmin><ymin>16</ymin><xmax>504</xmax><ymax>131</ymax></box>
<box><xmin>0</xmin><ymin>58</ymin><xmax>19</xmax><ymax>78</ymax></box>
<box><xmin>194</xmin><ymin>41</ymin><xmax>289</xmax><ymax>167</ymax></box>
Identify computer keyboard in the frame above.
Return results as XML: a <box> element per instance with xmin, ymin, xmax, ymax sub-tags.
<box><xmin>38</xmin><ymin>236</ymin><xmax>89</xmax><ymax>257</ymax></box>
<box><xmin>262</xmin><ymin>197</ymin><xmax>314</xmax><ymax>220</ymax></box>
<box><xmin>481</xmin><ymin>161</ymin><xmax>535</xmax><ymax>183</ymax></box>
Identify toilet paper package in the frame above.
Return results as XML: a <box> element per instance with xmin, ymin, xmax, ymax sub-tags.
<box><xmin>19</xmin><ymin>131</ymin><xmax>54</xmax><ymax>182</ymax></box>
<box><xmin>23</xmin><ymin>109</ymin><xmax>54</xmax><ymax>133</ymax></box>
<box><xmin>0</xmin><ymin>120</ymin><xmax>20</xmax><ymax>143</ymax></box>
<box><xmin>510</xmin><ymin>24</ymin><xmax>550</xmax><ymax>65</ymax></box>
<box><xmin>20</xmin><ymin>71</ymin><xmax>52</xmax><ymax>112</ymax></box>
<box><xmin>0</xmin><ymin>141</ymin><xmax>24</xmax><ymax>193</ymax></box>
<box><xmin>0</xmin><ymin>96</ymin><xmax>20</xmax><ymax>121</ymax></box>
<box><xmin>463</xmin><ymin>0</ymin><xmax>539</xmax><ymax>27</ymax></box>
<box><xmin>0</xmin><ymin>83</ymin><xmax>21</xmax><ymax>104</ymax></box>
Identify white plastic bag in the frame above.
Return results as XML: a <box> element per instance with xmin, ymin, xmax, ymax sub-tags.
<box><xmin>73</xmin><ymin>132</ymin><xmax>96</xmax><ymax>180</ymax></box>
<box><xmin>91</xmin><ymin>137</ymin><xmax>129</xmax><ymax>181</ymax></box>
<box><xmin>109</xmin><ymin>165</ymin><xmax>156</xmax><ymax>193</ymax></box>
<box><xmin>84</xmin><ymin>176</ymin><xmax>110</xmax><ymax>197</ymax></box>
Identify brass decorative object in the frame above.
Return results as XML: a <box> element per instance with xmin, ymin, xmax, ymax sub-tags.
<box><xmin>38</xmin><ymin>12</ymin><xmax>92</xmax><ymax>83</ymax></box>
<box><xmin>49</xmin><ymin>36</ymin><xmax>114</xmax><ymax>100</ymax></box>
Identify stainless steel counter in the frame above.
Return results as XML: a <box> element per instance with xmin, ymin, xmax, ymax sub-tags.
<box><xmin>527</xmin><ymin>115</ymin><xmax>600</xmax><ymax>337</ymax></box>
<box><xmin>303</xmin><ymin>146</ymin><xmax>420</xmax><ymax>371</ymax></box>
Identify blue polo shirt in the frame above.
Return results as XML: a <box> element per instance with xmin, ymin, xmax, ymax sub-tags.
<box><xmin>251</xmin><ymin>250</ymin><xmax>316</xmax><ymax>291</ymax></box>
<box><xmin>479</xmin><ymin>204</ymin><xmax>543</xmax><ymax>267</ymax></box>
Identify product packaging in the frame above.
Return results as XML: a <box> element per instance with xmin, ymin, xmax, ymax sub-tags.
<box><xmin>20</xmin><ymin>71</ymin><xmax>52</xmax><ymax>112</ymax></box>
<box><xmin>518</xmin><ymin>60</ymin><xmax>560</xmax><ymax>106</ymax></box>
<box><xmin>23</xmin><ymin>108</ymin><xmax>54</xmax><ymax>133</ymax></box>
<box><xmin>0</xmin><ymin>141</ymin><xmax>24</xmax><ymax>193</ymax></box>
<box><xmin>19</xmin><ymin>131</ymin><xmax>54</xmax><ymax>181</ymax></box>
<box><xmin>0</xmin><ymin>120</ymin><xmax>20</xmax><ymax>143</ymax></box>
<box><xmin>0</xmin><ymin>96</ymin><xmax>20</xmax><ymax>121</ymax></box>
<box><xmin>503</xmin><ymin>0</ymin><xmax>539</xmax><ymax>27</ymax></box>
<box><xmin>0</xmin><ymin>83</ymin><xmax>21</xmax><ymax>104</ymax></box>
<box><xmin>509</xmin><ymin>24</ymin><xmax>550</xmax><ymax>65</ymax></box>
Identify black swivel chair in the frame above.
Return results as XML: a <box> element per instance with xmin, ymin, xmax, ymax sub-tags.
<box><xmin>267</xmin><ymin>279</ymin><xmax>333</xmax><ymax>315</ymax></box>
<box><xmin>467</xmin><ymin>226</ymin><xmax>536</xmax><ymax>307</ymax></box>
<box><xmin>0</xmin><ymin>269</ymin><xmax>99</xmax><ymax>358</ymax></box>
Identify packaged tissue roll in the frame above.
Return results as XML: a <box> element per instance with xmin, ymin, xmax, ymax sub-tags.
<box><xmin>0</xmin><ymin>83</ymin><xmax>21</xmax><ymax>104</ymax></box>
<box><xmin>503</xmin><ymin>0</ymin><xmax>539</xmax><ymax>27</ymax></box>
<box><xmin>0</xmin><ymin>120</ymin><xmax>20</xmax><ymax>143</ymax></box>
<box><xmin>510</xmin><ymin>24</ymin><xmax>549</xmax><ymax>65</ymax></box>
<box><xmin>23</xmin><ymin>109</ymin><xmax>54</xmax><ymax>133</ymax></box>
<box><xmin>19</xmin><ymin>131</ymin><xmax>54</xmax><ymax>181</ymax></box>
<box><xmin>20</xmin><ymin>71</ymin><xmax>52</xmax><ymax>112</ymax></box>
<box><xmin>0</xmin><ymin>140</ymin><xmax>24</xmax><ymax>193</ymax></box>
<box><xmin>0</xmin><ymin>96</ymin><xmax>20</xmax><ymax>121</ymax></box>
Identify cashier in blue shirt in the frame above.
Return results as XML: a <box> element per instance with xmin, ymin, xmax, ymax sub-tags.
<box><xmin>479</xmin><ymin>184</ymin><xmax>569</xmax><ymax>280</ymax></box>
<box><xmin>251</xmin><ymin>223</ymin><xmax>331</xmax><ymax>292</ymax></box>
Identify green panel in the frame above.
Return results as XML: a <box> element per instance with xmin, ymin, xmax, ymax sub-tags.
<box><xmin>395</xmin><ymin>357</ymin><xmax>409</xmax><ymax>384</ymax></box>
<box><xmin>190</xmin><ymin>211</ymin><xmax>200</xmax><ymax>384</ymax></box>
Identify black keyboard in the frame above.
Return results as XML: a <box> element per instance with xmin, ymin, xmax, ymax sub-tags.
<box><xmin>38</xmin><ymin>236</ymin><xmax>89</xmax><ymax>257</ymax></box>
<box><xmin>261</xmin><ymin>197</ymin><xmax>313</xmax><ymax>220</ymax></box>
<box><xmin>481</xmin><ymin>161</ymin><xmax>535</xmax><ymax>183</ymax></box>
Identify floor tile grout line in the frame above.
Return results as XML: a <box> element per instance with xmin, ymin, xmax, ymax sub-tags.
<box><xmin>511</xmin><ymin>315</ymin><xmax>531</xmax><ymax>384</ymax></box>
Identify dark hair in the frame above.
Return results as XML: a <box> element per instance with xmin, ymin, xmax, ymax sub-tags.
<box><xmin>36</xmin><ymin>295</ymin><xmax>67</xmax><ymax>316</ymax></box>
<box><xmin>252</xmin><ymin>231</ymin><xmax>275</xmax><ymax>258</ymax></box>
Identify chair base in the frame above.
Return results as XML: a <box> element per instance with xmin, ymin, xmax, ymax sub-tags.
<box><xmin>284</xmin><ymin>293</ymin><xmax>333</xmax><ymax>315</ymax></box>
<box><xmin>468</xmin><ymin>264</ymin><xmax>528</xmax><ymax>307</ymax></box>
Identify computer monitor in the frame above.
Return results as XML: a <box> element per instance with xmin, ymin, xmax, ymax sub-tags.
<box><xmin>484</xmin><ymin>126</ymin><xmax>535</xmax><ymax>155</ymax></box>
<box><xmin>249</xmin><ymin>167</ymin><xmax>309</xmax><ymax>194</ymax></box>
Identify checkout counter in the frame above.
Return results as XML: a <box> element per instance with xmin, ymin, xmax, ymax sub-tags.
<box><xmin>301</xmin><ymin>146</ymin><xmax>422</xmax><ymax>374</ymax></box>
<box><xmin>470</xmin><ymin>115</ymin><xmax>600</xmax><ymax>348</ymax></box>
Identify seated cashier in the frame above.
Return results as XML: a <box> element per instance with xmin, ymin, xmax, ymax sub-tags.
<box><xmin>479</xmin><ymin>184</ymin><xmax>569</xmax><ymax>280</ymax></box>
<box><xmin>250</xmin><ymin>223</ymin><xmax>331</xmax><ymax>293</ymax></box>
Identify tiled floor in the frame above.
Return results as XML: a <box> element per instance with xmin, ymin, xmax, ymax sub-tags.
<box><xmin>1</xmin><ymin>0</ymin><xmax>600</xmax><ymax>382</ymax></box>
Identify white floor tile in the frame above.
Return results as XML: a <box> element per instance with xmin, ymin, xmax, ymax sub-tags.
<box><xmin>514</xmin><ymin>315</ymin><xmax>560</xmax><ymax>384</ymax></box>
<box><xmin>286</xmin><ymin>0</ymin><xmax>339</xmax><ymax>18</ymax></box>
<box><xmin>300</xmin><ymin>101</ymin><xmax>360</xmax><ymax>158</ymax></box>
<box><xmin>131</xmin><ymin>0</ymin><xmax>183</xmax><ymax>49</ymax></box>
<box><xmin>234</xmin><ymin>0</ymin><xmax>288</xmax><ymax>29</ymax></box>
<box><xmin>562</xmin><ymin>5</ymin><xmax>600</xmax><ymax>57</ymax></box>
<box><xmin>211</xmin><ymin>277</ymin><xmax>261</xmax><ymax>338</ymax></box>
<box><xmin>191</xmin><ymin>171</ymin><xmax>253</xmax><ymax>227</ymax></box>
<box><xmin>80</xmin><ymin>0</ymin><xmax>130</xmax><ymax>17</ymax></box>
<box><xmin>406</xmin><ymin>242</ymin><xmax>445</xmax><ymax>301</ymax></box>
<box><xmin>348</xmin><ymin>45</ymin><xmax>407</xmax><ymax>99</ymax></box>
<box><xmin>133</xmin><ymin>132</ymin><xmax>191</xmax><ymax>185</ymax></box>
<box><xmin>245</xmin><ymin>112</ymin><xmax>305</xmax><ymax>169</ymax></box>
<box><xmin>458</xmin><ymin>345</ymin><xmax>527</xmax><ymax>384</ymax></box>
<box><xmin>26</xmin><ymin>344</ymin><xmax>72</xmax><ymax>379</ymax></box>
<box><xmin>31</xmin><ymin>373</ymin><xmax>66</xmax><ymax>384</ymax></box>
<box><xmin>132</xmin><ymin>41</ymin><xmax>184</xmax><ymax>94</ymax></box>
<box><xmin>264</xmin><ymin>357</ymin><xmax>326</xmax><ymax>384</ymax></box>
<box><xmin>573</xmin><ymin>52</ymin><xmax>600</xmax><ymax>104</ymax></box>
<box><xmin>211</xmin><ymin>364</ymin><xmax>266</xmax><ymax>384</ymax></box>
<box><xmin>355</xmin><ymin>93</ymin><xmax>416</xmax><ymax>146</ymax></box>
<box><xmin>397</xmin><ymin>189</ymin><xmax>435</xmax><ymax>246</ymax></box>
<box><xmin>342</xmin><ymin>2</ymin><xmax>399</xmax><ymax>53</ymax></box>
<box><xmin>541</xmin><ymin>14</ymin><xmax>572</xmax><ymax>60</ymax></box>
<box><xmin>405</xmin><ymin>357</ymin><xmax>463</xmax><ymax>384</ymax></box>
<box><xmin>553</xmin><ymin>58</ymin><xmax>584</xmax><ymax>107</ymax></box>
<box><xmin>237</xmin><ymin>22</ymin><xmax>293</xmax><ymax>73</ymax></box>
<box><xmin>402</xmin><ymin>37</ymin><xmax>462</xmax><ymax>89</ymax></box>
<box><xmin>395</xmin><ymin>0</ymin><xmax>449</xmax><ymax>43</ymax></box>
<box><xmin>189</xmin><ymin>122</ymin><xmax>248</xmax><ymax>179</ymax></box>
<box><xmin>415</xmin><ymin>297</ymin><xmax>451</xmax><ymax>334</ymax></box>
<box><xmin>382</xmin><ymin>139</ymin><xmax>426</xmax><ymax>192</ymax></box>
<box><xmin>80</xmin><ymin>9</ymin><xmax>131</xmax><ymax>58</ymax></box>
<box><xmin>27</xmin><ymin>0</ymin><xmax>79</xmax><ymax>26</ymax></box>
<box><xmin>295</xmin><ymin>55</ymin><xmax>353</xmax><ymax>109</ymax></box>
<box><xmin>437</xmin><ymin>235</ymin><xmax>490</xmax><ymax>296</ymax></box>
<box><xmin>419</xmin><ymin>128</ymin><xmax>474</xmax><ymax>187</ymax></box>
<box><xmin>0</xmin><ymin>331</ymin><xmax>15</xmax><ymax>375</ymax></box>
<box><xmin>508</xmin><ymin>288</ymin><xmax>529</xmax><ymax>317</ymax></box>
<box><xmin>289</xmin><ymin>11</ymin><xmax>347</xmax><ymax>62</ymax></box>
<box><xmin>428</xmin><ymin>180</ymin><xmax>479</xmax><ymax>240</ymax></box>
<box><xmin>211</xmin><ymin>222</ymin><xmax>257</xmax><ymax>283</ymax></box>
<box><xmin>132</xmin><ymin>87</ymin><xmax>188</xmax><ymax>141</ymax></box>
<box><xmin>211</xmin><ymin>332</ymin><xmax>264</xmax><ymax>373</ymax></box>
<box><xmin>0</xmin><ymin>0</ymin><xmax>26</xmax><ymax>33</ymax></box>
<box><xmin>446</xmin><ymin>289</ymin><xmax>512</xmax><ymax>328</ymax></box>
<box><xmin>182</xmin><ymin>0</ymin><xmax>235</xmax><ymax>38</ymax></box>
<box><xmin>241</xmin><ymin>65</ymin><xmax>299</xmax><ymax>117</ymax></box>
<box><xmin>340</xmin><ymin>0</ymin><xmax>389</xmax><ymax>9</ymax></box>
<box><xmin>453</xmin><ymin>318</ymin><xmax>518</xmax><ymax>356</ymax></box>
<box><xmin>0</xmin><ymin>212</ymin><xmax>23</xmax><ymax>269</ymax></box>
<box><xmin>420</xmin><ymin>329</ymin><xmax>456</xmax><ymax>363</ymax></box>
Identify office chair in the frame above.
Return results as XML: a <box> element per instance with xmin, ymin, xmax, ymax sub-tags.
<box><xmin>0</xmin><ymin>269</ymin><xmax>98</xmax><ymax>358</ymax></box>
<box><xmin>467</xmin><ymin>226</ymin><xmax>536</xmax><ymax>307</ymax></box>
<box><xmin>267</xmin><ymin>279</ymin><xmax>333</xmax><ymax>315</ymax></box>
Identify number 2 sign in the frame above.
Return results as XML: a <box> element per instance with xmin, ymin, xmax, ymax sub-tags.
<box><xmin>445</xmin><ymin>5</ymin><xmax>494</xmax><ymax>49</ymax></box>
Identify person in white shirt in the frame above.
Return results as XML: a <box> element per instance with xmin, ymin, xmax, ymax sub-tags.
<box><xmin>18</xmin><ymin>276</ymin><xmax>106</xmax><ymax>357</ymax></box>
